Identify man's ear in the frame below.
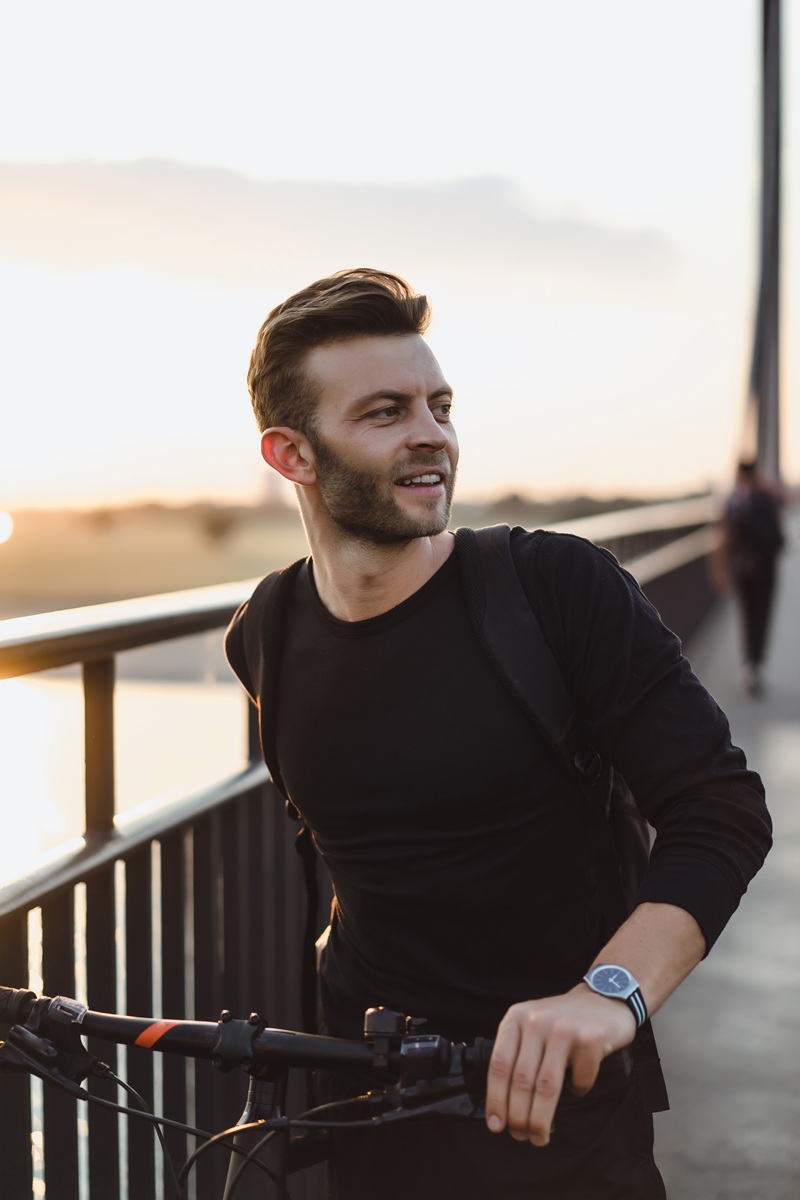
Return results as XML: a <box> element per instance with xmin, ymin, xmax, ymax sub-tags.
<box><xmin>260</xmin><ymin>427</ymin><xmax>317</xmax><ymax>486</ymax></box>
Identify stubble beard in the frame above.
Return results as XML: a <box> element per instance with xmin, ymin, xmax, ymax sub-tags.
<box><xmin>308</xmin><ymin>431</ymin><xmax>456</xmax><ymax>546</ymax></box>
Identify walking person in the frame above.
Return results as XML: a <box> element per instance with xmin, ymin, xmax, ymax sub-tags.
<box><xmin>225</xmin><ymin>269</ymin><xmax>772</xmax><ymax>1199</ymax></box>
<box><xmin>722</xmin><ymin>459</ymin><xmax>785</xmax><ymax>696</ymax></box>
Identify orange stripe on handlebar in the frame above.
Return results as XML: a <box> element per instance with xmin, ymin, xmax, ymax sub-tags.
<box><xmin>135</xmin><ymin>1020</ymin><xmax>182</xmax><ymax>1048</ymax></box>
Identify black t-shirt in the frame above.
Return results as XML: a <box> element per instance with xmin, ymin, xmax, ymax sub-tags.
<box><xmin>225</xmin><ymin>529</ymin><xmax>771</xmax><ymax>1043</ymax></box>
<box><xmin>275</xmin><ymin>550</ymin><xmax>601</xmax><ymax>1041</ymax></box>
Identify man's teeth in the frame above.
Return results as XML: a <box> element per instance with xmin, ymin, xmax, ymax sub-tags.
<box><xmin>400</xmin><ymin>474</ymin><xmax>441</xmax><ymax>486</ymax></box>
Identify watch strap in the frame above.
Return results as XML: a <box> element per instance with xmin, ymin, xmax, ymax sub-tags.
<box><xmin>624</xmin><ymin>986</ymin><xmax>647</xmax><ymax>1028</ymax></box>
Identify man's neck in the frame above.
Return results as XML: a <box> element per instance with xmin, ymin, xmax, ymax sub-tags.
<box><xmin>305</xmin><ymin>528</ymin><xmax>455</xmax><ymax>622</ymax></box>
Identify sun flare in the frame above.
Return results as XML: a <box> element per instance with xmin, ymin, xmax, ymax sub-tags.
<box><xmin>0</xmin><ymin>512</ymin><xmax>14</xmax><ymax>545</ymax></box>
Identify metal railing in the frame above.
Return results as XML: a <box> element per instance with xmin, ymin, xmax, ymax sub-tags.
<box><xmin>0</xmin><ymin>577</ymin><xmax>316</xmax><ymax>1199</ymax></box>
<box><xmin>551</xmin><ymin>495</ymin><xmax>723</xmax><ymax>646</ymax></box>
<box><xmin>0</xmin><ymin>497</ymin><xmax>723</xmax><ymax>1199</ymax></box>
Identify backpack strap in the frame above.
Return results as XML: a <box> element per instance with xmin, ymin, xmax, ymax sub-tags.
<box><xmin>454</xmin><ymin>524</ymin><xmax>611</xmax><ymax>779</ymax></box>
<box><xmin>238</xmin><ymin>557</ymin><xmax>321</xmax><ymax>1034</ymax></box>
<box><xmin>454</xmin><ymin>525</ymin><xmax>592</xmax><ymax>778</ymax></box>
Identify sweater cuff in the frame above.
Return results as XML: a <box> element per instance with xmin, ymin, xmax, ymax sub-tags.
<box><xmin>636</xmin><ymin>858</ymin><xmax>743</xmax><ymax>956</ymax></box>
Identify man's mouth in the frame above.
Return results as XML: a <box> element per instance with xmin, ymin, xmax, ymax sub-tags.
<box><xmin>397</xmin><ymin>473</ymin><xmax>444</xmax><ymax>487</ymax></box>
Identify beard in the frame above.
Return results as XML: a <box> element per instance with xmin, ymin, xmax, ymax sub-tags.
<box><xmin>308</xmin><ymin>430</ymin><xmax>456</xmax><ymax>545</ymax></box>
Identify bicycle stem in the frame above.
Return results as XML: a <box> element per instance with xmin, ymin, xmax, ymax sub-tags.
<box><xmin>223</xmin><ymin>1072</ymin><xmax>288</xmax><ymax>1200</ymax></box>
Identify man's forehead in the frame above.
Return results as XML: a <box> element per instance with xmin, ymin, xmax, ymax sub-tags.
<box><xmin>305</xmin><ymin>333</ymin><xmax>447</xmax><ymax>395</ymax></box>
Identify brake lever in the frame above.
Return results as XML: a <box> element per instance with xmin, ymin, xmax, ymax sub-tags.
<box><xmin>297</xmin><ymin>1073</ymin><xmax>485</xmax><ymax>1128</ymax></box>
<box><xmin>0</xmin><ymin>1026</ymin><xmax>60</xmax><ymax>1074</ymax></box>
<box><xmin>0</xmin><ymin>1024</ymin><xmax>100</xmax><ymax>1092</ymax></box>
<box><xmin>0</xmin><ymin>995</ymin><xmax>101</xmax><ymax>1089</ymax></box>
<box><xmin>379</xmin><ymin>1074</ymin><xmax>485</xmax><ymax>1122</ymax></box>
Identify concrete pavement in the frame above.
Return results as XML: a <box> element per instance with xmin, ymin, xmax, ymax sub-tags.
<box><xmin>652</xmin><ymin>513</ymin><xmax>800</xmax><ymax>1199</ymax></box>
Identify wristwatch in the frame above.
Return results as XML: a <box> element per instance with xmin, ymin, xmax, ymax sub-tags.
<box><xmin>582</xmin><ymin>964</ymin><xmax>647</xmax><ymax>1028</ymax></box>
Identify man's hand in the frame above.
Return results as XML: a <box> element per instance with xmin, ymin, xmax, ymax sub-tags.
<box><xmin>483</xmin><ymin>904</ymin><xmax>706</xmax><ymax>1146</ymax></box>
<box><xmin>484</xmin><ymin>986</ymin><xmax>636</xmax><ymax>1146</ymax></box>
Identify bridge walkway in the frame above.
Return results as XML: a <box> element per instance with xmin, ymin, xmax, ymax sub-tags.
<box><xmin>654</xmin><ymin>511</ymin><xmax>800</xmax><ymax>1199</ymax></box>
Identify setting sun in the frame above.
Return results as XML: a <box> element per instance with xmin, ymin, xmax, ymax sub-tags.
<box><xmin>0</xmin><ymin>512</ymin><xmax>13</xmax><ymax>544</ymax></box>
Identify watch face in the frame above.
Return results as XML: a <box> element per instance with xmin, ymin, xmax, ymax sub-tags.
<box><xmin>589</xmin><ymin>966</ymin><xmax>633</xmax><ymax>996</ymax></box>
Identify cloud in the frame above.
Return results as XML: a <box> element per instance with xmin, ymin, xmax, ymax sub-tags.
<box><xmin>0</xmin><ymin>159</ymin><xmax>677</xmax><ymax>286</ymax></box>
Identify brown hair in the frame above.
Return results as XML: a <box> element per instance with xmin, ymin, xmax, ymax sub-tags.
<box><xmin>247</xmin><ymin>268</ymin><xmax>431</xmax><ymax>433</ymax></box>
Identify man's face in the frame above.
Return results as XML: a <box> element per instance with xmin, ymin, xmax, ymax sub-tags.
<box><xmin>302</xmin><ymin>334</ymin><xmax>458</xmax><ymax>545</ymax></box>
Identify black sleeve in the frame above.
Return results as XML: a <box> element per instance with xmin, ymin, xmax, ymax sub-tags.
<box><xmin>512</xmin><ymin>527</ymin><xmax>772</xmax><ymax>953</ymax></box>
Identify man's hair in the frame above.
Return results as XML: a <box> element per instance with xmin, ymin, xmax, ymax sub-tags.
<box><xmin>247</xmin><ymin>268</ymin><xmax>431</xmax><ymax>433</ymax></box>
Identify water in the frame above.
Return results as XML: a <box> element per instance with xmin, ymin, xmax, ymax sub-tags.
<box><xmin>0</xmin><ymin>673</ymin><xmax>249</xmax><ymax>886</ymax></box>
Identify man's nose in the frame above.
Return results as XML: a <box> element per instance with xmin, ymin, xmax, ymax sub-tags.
<box><xmin>406</xmin><ymin>403</ymin><xmax>449</xmax><ymax>449</ymax></box>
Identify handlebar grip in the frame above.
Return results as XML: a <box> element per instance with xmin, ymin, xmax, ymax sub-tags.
<box><xmin>0</xmin><ymin>986</ymin><xmax>36</xmax><ymax>1026</ymax></box>
<box><xmin>466</xmin><ymin>1036</ymin><xmax>494</xmax><ymax>1077</ymax></box>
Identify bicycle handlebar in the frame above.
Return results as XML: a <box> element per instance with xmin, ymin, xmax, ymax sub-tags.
<box><xmin>0</xmin><ymin>984</ymin><xmax>493</xmax><ymax>1088</ymax></box>
<box><xmin>2</xmin><ymin>983</ymin><xmax>496</xmax><ymax>1197</ymax></box>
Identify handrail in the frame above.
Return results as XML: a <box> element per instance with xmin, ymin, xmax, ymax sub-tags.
<box><xmin>0</xmin><ymin>577</ymin><xmax>262</xmax><ymax>680</ymax></box>
<box><xmin>627</xmin><ymin>525</ymin><xmax>721</xmax><ymax>586</ymax></box>
<box><xmin>0</xmin><ymin>761</ymin><xmax>269</xmax><ymax>919</ymax></box>
<box><xmin>0</xmin><ymin>495</ymin><xmax>720</xmax><ymax>682</ymax></box>
<box><xmin>548</xmin><ymin>494</ymin><xmax>719</xmax><ymax>541</ymax></box>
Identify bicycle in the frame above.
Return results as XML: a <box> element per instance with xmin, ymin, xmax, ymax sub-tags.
<box><xmin>0</xmin><ymin>984</ymin><xmax>492</xmax><ymax>1199</ymax></box>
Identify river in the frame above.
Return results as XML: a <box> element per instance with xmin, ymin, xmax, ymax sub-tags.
<box><xmin>0</xmin><ymin>672</ymin><xmax>248</xmax><ymax>886</ymax></box>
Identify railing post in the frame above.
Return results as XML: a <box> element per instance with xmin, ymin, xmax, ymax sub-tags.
<box><xmin>83</xmin><ymin>657</ymin><xmax>116</xmax><ymax>835</ymax></box>
<box><xmin>85</xmin><ymin>868</ymin><xmax>120</xmax><ymax>1200</ymax></box>
<box><xmin>41</xmin><ymin>891</ymin><xmax>79</xmax><ymax>1199</ymax></box>
<box><xmin>0</xmin><ymin>914</ymin><xmax>33</xmax><ymax>1196</ymax></box>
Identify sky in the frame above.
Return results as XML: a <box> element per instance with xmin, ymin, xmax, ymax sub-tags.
<box><xmin>1</xmin><ymin>0</ymin><xmax>798</xmax><ymax>508</ymax></box>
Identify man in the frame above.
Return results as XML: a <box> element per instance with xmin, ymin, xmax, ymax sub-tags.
<box><xmin>225</xmin><ymin>269</ymin><xmax>771</xmax><ymax>1199</ymax></box>
<box><xmin>722</xmin><ymin>459</ymin><xmax>784</xmax><ymax>696</ymax></box>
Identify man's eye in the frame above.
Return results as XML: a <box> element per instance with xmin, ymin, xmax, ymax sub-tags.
<box><xmin>369</xmin><ymin>406</ymin><xmax>399</xmax><ymax>419</ymax></box>
<box><xmin>435</xmin><ymin>403</ymin><xmax>453</xmax><ymax>420</ymax></box>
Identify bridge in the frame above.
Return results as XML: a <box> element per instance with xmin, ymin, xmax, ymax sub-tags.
<box><xmin>0</xmin><ymin>495</ymin><xmax>796</xmax><ymax>1199</ymax></box>
<box><xmin>0</xmin><ymin>5</ymin><xmax>792</xmax><ymax>1192</ymax></box>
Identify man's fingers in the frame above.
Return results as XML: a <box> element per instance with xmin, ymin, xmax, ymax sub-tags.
<box><xmin>520</xmin><ymin>1035</ymin><xmax>571</xmax><ymax>1146</ymax></box>
<box><xmin>504</xmin><ymin>1034</ymin><xmax>549</xmax><ymax>1143</ymax></box>
<box><xmin>486</xmin><ymin>1008</ymin><xmax>570</xmax><ymax>1147</ymax></box>
<box><xmin>567</xmin><ymin>1038</ymin><xmax>606</xmax><ymax>1097</ymax></box>
<box><xmin>484</xmin><ymin>1017</ymin><xmax>523</xmax><ymax>1132</ymax></box>
<box><xmin>568</xmin><ymin>1069</ymin><xmax>598</xmax><ymax>1097</ymax></box>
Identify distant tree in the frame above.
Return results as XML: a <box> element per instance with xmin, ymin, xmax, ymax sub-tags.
<box><xmin>196</xmin><ymin>505</ymin><xmax>238</xmax><ymax>544</ymax></box>
<box><xmin>84</xmin><ymin>507</ymin><xmax>117</xmax><ymax>532</ymax></box>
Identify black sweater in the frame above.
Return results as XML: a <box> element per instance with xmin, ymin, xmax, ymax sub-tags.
<box><xmin>225</xmin><ymin>529</ymin><xmax>771</xmax><ymax>1042</ymax></box>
